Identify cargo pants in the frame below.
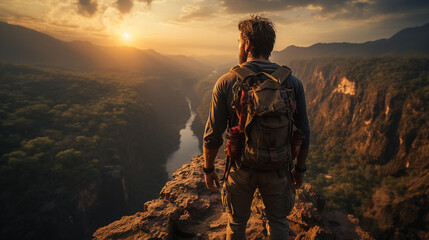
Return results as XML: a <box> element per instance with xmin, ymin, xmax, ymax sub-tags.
<box><xmin>221</xmin><ymin>167</ymin><xmax>295</xmax><ymax>240</ymax></box>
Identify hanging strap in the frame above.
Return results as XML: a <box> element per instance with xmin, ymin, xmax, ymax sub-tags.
<box><xmin>221</xmin><ymin>155</ymin><xmax>231</xmax><ymax>181</ymax></box>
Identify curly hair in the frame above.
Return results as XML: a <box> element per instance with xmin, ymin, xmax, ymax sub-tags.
<box><xmin>238</xmin><ymin>14</ymin><xmax>276</xmax><ymax>59</ymax></box>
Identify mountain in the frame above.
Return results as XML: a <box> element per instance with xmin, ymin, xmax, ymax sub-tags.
<box><xmin>272</xmin><ymin>23</ymin><xmax>429</xmax><ymax>63</ymax></box>
<box><xmin>93</xmin><ymin>156</ymin><xmax>374</xmax><ymax>240</ymax></box>
<box><xmin>0</xmin><ymin>22</ymin><xmax>86</xmax><ymax>68</ymax></box>
<box><xmin>0</xmin><ymin>22</ymin><xmax>210</xmax><ymax>79</ymax></box>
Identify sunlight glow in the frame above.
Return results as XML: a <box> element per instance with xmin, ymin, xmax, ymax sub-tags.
<box><xmin>123</xmin><ymin>33</ymin><xmax>130</xmax><ymax>40</ymax></box>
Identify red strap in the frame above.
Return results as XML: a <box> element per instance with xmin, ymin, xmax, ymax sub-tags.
<box><xmin>236</xmin><ymin>89</ymin><xmax>247</xmax><ymax>133</ymax></box>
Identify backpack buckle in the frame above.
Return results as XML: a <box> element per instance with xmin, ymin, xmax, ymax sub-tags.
<box><xmin>280</xmin><ymin>90</ymin><xmax>288</xmax><ymax>99</ymax></box>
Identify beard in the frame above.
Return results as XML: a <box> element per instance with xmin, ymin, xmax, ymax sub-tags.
<box><xmin>239</xmin><ymin>43</ymin><xmax>248</xmax><ymax>64</ymax></box>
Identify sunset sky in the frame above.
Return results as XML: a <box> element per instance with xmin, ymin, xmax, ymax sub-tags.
<box><xmin>1</xmin><ymin>0</ymin><xmax>428</xmax><ymax>56</ymax></box>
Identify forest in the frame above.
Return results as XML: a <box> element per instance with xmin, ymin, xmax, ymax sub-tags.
<box><xmin>0</xmin><ymin>63</ymin><xmax>189</xmax><ymax>239</ymax></box>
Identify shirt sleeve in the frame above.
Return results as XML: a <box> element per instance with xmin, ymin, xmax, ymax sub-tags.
<box><xmin>292</xmin><ymin>76</ymin><xmax>311</xmax><ymax>149</ymax></box>
<box><xmin>203</xmin><ymin>76</ymin><xmax>229</xmax><ymax>149</ymax></box>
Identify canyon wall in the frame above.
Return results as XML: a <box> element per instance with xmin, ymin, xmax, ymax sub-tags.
<box><xmin>191</xmin><ymin>56</ymin><xmax>429</xmax><ymax>239</ymax></box>
<box><xmin>290</xmin><ymin>57</ymin><xmax>429</xmax><ymax>239</ymax></box>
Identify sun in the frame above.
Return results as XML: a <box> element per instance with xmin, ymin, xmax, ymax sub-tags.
<box><xmin>123</xmin><ymin>33</ymin><xmax>131</xmax><ymax>40</ymax></box>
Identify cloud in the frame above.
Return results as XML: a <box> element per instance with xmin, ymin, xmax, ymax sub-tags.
<box><xmin>51</xmin><ymin>20</ymin><xmax>80</xmax><ymax>29</ymax></box>
<box><xmin>138</xmin><ymin>0</ymin><xmax>154</xmax><ymax>6</ymax></box>
<box><xmin>220</xmin><ymin>0</ymin><xmax>313</xmax><ymax>13</ymax></box>
<box><xmin>115</xmin><ymin>0</ymin><xmax>134</xmax><ymax>14</ymax></box>
<box><xmin>220</xmin><ymin>0</ymin><xmax>429</xmax><ymax>20</ymax></box>
<box><xmin>267</xmin><ymin>14</ymin><xmax>296</xmax><ymax>26</ymax></box>
<box><xmin>170</xmin><ymin>5</ymin><xmax>216</xmax><ymax>23</ymax></box>
<box><xmin>113</xmin><ymin>0</ymin><xmax>155</xmax><ymax>14</ymax></box>
<box><xmin>77</xmin><ymin>0</ymin><xmax>98</xmax><ymax>17</ymax></box>
<box><xmin>373</xmin><ymin>0</ymin><xmax>429</xmax><ymax>14</ymax></box>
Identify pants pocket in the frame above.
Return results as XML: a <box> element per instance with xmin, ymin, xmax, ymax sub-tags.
<box><xmin>285</xmin><ymin>182</ymin><xmax>295</xmax><ymax>214</ymax></box>
<box><xmin>286</xmin><ymin>163</ymin><xmax>296</xmax><ymax>195</ymax></box>
<box><xmin>221</xmin><ymin>183</ymin><xmax>234</xmax><ymax>215</ymax></box>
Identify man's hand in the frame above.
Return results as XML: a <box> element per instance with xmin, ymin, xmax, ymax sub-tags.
<box><xmin>291</xmin><ymin>168</ymin><xmax>304</xmax><ymax>189</ymax></box>
<box><xmin>205</xmin><ymin>171</ymin><xmax>220</xmax><ymax>193</ymax></box>
<box><xmin>203</xmin><ymin>147</ymin><xmax>220</xmax><ymax>192</ymax></box>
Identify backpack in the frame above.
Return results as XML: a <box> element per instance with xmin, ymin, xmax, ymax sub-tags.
<box><xmin>228</xmin><ymin>65</ymin><xmax>295</xmax><ymax>170</ymax></box>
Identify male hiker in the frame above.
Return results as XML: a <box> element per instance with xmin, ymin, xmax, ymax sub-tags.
<box><xmin>202</xmin><ymin>15</ymin><xmax>310</xmax><ymax>239</ymax></box>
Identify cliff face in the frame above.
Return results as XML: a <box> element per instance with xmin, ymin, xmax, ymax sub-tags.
<box><xmin>291</xmin><ymin>57</ymin><xmax>429</xmax><ymax>172</ymax></box>
<box><xmin>93</xmin><ymin>156</ymin><xmax>373</xmax><ymax>240</ymax></box>
<box><xmin>191</xmin><ymin>57</ymin><xmax>429</xmax><ymax>239</ymax></box>
<box><xmin>289</xmin><ymin>57</ymin><xmax>429</xmax><ymax>239</ymax></box>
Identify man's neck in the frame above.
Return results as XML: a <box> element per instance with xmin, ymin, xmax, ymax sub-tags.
<box><xmin>247</xmin><ymin>56</ymin><xmax>271</xmax><ymax>63</ymax></box>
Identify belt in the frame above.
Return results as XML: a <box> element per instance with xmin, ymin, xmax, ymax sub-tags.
<box><xmin>239</xmin><ymin>164</ymin><xmax>278</xmax><ymax>172</ymax></box>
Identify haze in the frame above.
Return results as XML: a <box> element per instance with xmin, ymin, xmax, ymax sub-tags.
<box><xmin>0</xmin><ymin>0</ymin><xmax>428</xmax><ymax>56</ymax></box>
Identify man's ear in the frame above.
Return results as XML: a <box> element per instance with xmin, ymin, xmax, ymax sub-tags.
<box><xmin>244</xmin><ymin>39</ymin><xmax>251</xmax><ymax>53</ymax></box>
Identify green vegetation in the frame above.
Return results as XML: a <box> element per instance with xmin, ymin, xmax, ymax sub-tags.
<box><xmin>304</xmin><ymin>143</ymin><xmax>383</xmax><ymax>214</ymax></box>
<box><xmin>0</xmin><ymin>63</ymin><xmax>188</xmax><ymax>239</ymax></box>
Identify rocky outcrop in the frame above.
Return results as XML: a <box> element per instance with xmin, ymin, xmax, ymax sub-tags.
<box><xmin>93</xmin><ymin>156</ymin><xmax>373</xmax><ymax>240</ymax></box>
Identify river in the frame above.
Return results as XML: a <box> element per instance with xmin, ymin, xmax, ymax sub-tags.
<box><xmin>165</xmin><ymin>99</ymin><xmax>202</xmax><ymax>177</ymax></box>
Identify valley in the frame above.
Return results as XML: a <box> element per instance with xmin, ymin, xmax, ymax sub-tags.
<box><xmin>0</xmin><ymin>63</ymin><xmax>198</xmax><ymax>239</ymax></box>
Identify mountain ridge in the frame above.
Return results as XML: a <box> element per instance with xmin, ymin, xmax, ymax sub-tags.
<box><xmin>272</xmin><ymin>22</ymin><xmax>429</xmax><ymax>63</ymax></box>
<box><xmin>0</xmin><ymin>22</ymin><xmax>209</xmax><ymax>79</ymax></box>
<box><xmin>2</xmin><ymin>21</ymin><xmax>429</xmax><ymax>70</ymax></box>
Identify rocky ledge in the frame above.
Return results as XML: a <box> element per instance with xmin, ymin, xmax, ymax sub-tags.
<box><xmin>93</xmin><ymin>156</ymin><xmax>373</xmax><ymax>240</ymax></box>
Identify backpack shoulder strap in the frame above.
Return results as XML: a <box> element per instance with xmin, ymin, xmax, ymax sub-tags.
<box><xmin>271</xmin><ymin>65</ymin><xmax>292</xmax><ymax>85</ymax></box>
<box><xmin>229</xmin><ymin>65</ymin><xmax>256</xmax><ymax>81</ymax></box>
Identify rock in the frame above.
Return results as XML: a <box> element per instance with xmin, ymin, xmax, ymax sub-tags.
<box><xmin>323</xmin><ymin>211</ymin><xmax>374</xmax><ymax>240</ymax></box>
<box><xmin>93</xmin><ymin>156</ymin><xmax>372</xmax><ymax>240</ymax></box>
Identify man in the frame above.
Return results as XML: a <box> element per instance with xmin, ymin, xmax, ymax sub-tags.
<box><xmin>202</xmin><ymin>15</ymin><xmax>310</xmax><ymax>240</ymax></box>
